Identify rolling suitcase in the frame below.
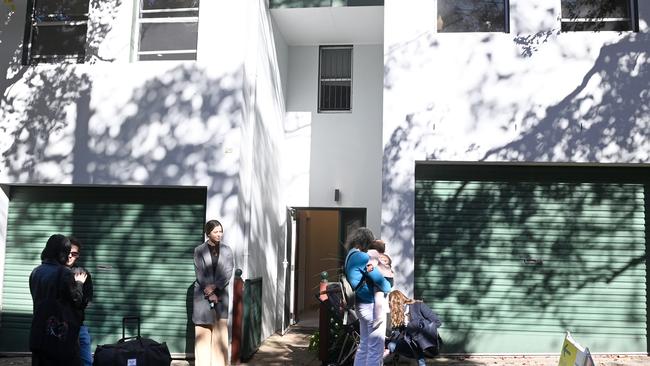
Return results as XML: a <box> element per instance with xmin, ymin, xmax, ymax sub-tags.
<box><xmin>93</xmin><ymin>316</ymin><xmax>172</xmax><ymax>366</ymax></box>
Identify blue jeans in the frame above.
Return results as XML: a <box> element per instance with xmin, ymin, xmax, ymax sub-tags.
<box><xmin>388</xmin><ymin>340</ymin><xmax>426</xmax><ymax>366</ymax></box>
<box><xmin>79</xmin><ymin>325</ymin><xmax>92</xmax><ymax>366</ymax></box>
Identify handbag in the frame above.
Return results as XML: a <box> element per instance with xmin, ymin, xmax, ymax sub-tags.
<box><xmin>30</xmin><ymin>266</ymin><xmax>81</xmax><ymax>361</ymax></box>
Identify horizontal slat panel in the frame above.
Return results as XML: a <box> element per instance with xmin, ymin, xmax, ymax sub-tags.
<box><xmin>0</xmin><ymin>186</ymin><xmax>205</xmax><ymax>354</ymax></box>
<box><xmin>414</xmin><ymin>177</ymin><xmax>647</xmax><ymax>353</ymax></box>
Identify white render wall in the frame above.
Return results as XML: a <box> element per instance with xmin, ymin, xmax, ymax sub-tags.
<box><xmin>0</xmin><ymin>0</ymin><xmax>286</xmax><ymax>343</ymax></box>
<box><xmin>382</xmin><ymin>0</ymin><xmax>650</xmax><ymax>295</ymax></box>
<box><xmin>285</xmin><ymin>44</ymin><xmax>384</xmax><ymax>233</ymax></box>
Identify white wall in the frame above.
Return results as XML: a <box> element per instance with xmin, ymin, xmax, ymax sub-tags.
<box><xmin>0</xmin><ymin>0</ymin><xmax>286</xmax><ymax>346</ymax></box>
<box><xmin>286</xmin><ymin>44</ymin><xmax>384</xmax><ymax>233</ymax></box>
<box><xmin>242</xmin><ymin>0</ymin><xmax>289</xmax><ymax>340</ymax></box>
<box><xmin>382</xmin><ymin>0</ymin><xmax>650</xmax><ymax>295</ymax></box>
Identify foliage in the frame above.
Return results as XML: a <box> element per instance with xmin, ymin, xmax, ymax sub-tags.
<box><xmin>308</xmin><ymin>330</ymin><xmax>320</xmax><ymax>354</ymax></box>
<box><xmin>308</xmin><ymin>311</ymin><xmax>356</xmax><ymax>365</ymax></box>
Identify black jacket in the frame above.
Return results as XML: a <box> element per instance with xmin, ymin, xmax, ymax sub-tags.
<box><xmin>29</xmin><ymin>260</ymin><xmax>84</xmax><ymax>364</ymax></box>
<box><xmin>71</xmin><ymin>265</ymin><xmax>93</xmax><ymax>323</ymax></box>
<box><xmin>405</xmin><ymin>302</ymin><xmax>443</xmax><ymax>353</ymax></box>
<box><xmin>29</xmin><ymin>260</ymin><xmax>84</xmax><ymax>313</ymax></box>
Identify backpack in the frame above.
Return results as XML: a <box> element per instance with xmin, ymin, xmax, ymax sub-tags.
<box><xmin>338</xmin><ymin>250</ymin><xmax>365</xmax><ymax>325</ymax></box>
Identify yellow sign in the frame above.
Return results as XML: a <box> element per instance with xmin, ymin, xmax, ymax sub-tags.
<box><xmin>558</xmin><ymin>332</ymin><xmax>594</xmax><ymax>366</ymax></box>
<box><xmin>4</xmin><ymin>0</ymin><xmax>16</xmax><ymax>12</ymax></box>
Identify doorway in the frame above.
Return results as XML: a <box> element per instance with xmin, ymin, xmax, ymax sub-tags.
<box><xmin>284</xmin><ymin>207</ymin><xmax>366</xmax><ymax>329</ymax></box>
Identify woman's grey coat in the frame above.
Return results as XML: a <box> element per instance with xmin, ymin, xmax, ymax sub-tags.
<box><xmin>192</xmin><ymin>241</ymin><xmax>234</xmax><ymax>324</ymax></box>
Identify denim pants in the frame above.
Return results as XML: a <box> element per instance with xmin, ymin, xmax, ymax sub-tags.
<box><xmin>354</xmin><ymin>302</ymin><xmax>387</xmax><ymax>366</ymax></box>
<box><xmin>388</xmin><ymin>340</ymin><xmax>426</xmax><ymax>366</ymax></box>
<box><xmin>79</xmin><ymin>325</ymin><xmax>92</xmax><ymax>366</ymax></box>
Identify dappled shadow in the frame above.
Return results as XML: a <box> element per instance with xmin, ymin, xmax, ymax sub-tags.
<box><xmin>74</xmin><ymin>65</ymin><xmax>241</xmax><ymax>187</ymax></box>
<box><xmin>0</xmin><ymin>185</ymin><xmax>206</xmax><ymax>353</ymax></box>
<box><xmin>513</xmin><ymin>30</ymin><xmax>560</xmax><ymax>58</ymax></box>
<box><xmin>0</xmin><ymin>0</ymin><xmax>290</xmax><ymax>356</ymax></box>
<box><xmin>381</xmin><ymin>114</ymin><xmax>421</xmax><ymax>290</ymax></box>
<box><xmin>243</xmin><ymin>0</ymin><xmax>289</xmax><ymax>340</ymax></box>
<box><xmin>1</xmin><ymin>0</ymin><xmax>122</xmax><ymax>174</ymax></box>
<box><xmin>383</xmin><ymin>21</ymin><xmax>649</xmax><ymax>352</ymax></box>
<box><xmin>483</xmin><ymin>32</ymin><xmax>650</xmax><ymax>162</ymax></box>
<box><xmin>414</xmin><ymin>174</ymin><xmax>645</xmax><ymax>352</ymax></box>
<box><xmin>2</xmin><ymin>46</ymin><xmax>244</xmax><ymax>357</ymax></box>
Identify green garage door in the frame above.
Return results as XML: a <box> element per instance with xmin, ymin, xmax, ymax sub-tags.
<box><xmin>0</xmin><ymin>185</ymin><xmax>206</xmax><ymax>356</ymax></box>
<box><xmin>414</xmin><ymin>164</ymin><xmax>647</xmax><ymax>354</ymax></box>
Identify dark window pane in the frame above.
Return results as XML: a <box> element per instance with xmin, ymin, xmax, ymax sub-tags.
<box><xmin>320</xmin><ymin>81</ymin><xmax>351</xmax><ymax>111</ymax></box>
<box><xmin>30</xmin><ymin>24</ymin><xmax>87</xmax><ymax>62</ymax></box>
<box><xmin>438</xmin><ymin>0</ymin><xmax>507</xmax><ymax>32</ymax></box>
<box><xmin>561</xmin><ymin>0</ymin><xmax>633</xmax><ymax>31</ymax></box>
<box><xmin>319</xmin><ymin>46</ymin><xmax>352</xmax><ymax>112</ymax></box>
<box><xmin>142</xmin><ymin>0</ymin><xmax>199</xmax><ymax>10</ymax></box>
<box><xmin>561</xmin><ymin>20</ymin><xmax>631</xmax><ymax>31</ymax></box>
<box><xmin>561</xmin><ymin>0</ymin><xmax>629</xmax><ymax>20</ymax></box>
<box><xmin>141</xmin><ymin>10</ymin><xmax>198</xmax><ymax>18</ymax></box>
<box><xmin>138</xmin><ymin>52</ymin><xmax>197</xmax><ymax>61</ymax></box>
<box><xmin>34</xmin><ymin>0</ymin><xmax>90</xmax><ymax>17</ymax></box>
<box><xmin>320</xmin><ymin>48</ymin><xmax>352</xmax><ymax>79</ymax></box>
<box><xmin>139</xmin><ymin>22</ymin><xmax>198</xmax><ymax>52</ymax></box>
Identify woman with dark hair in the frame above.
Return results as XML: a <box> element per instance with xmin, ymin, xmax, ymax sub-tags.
<box><xmin>344</xmin><ymin>227</ymin><xmax>392</xmax><ymax>365</ymax></box>
<box><xmin>29</xmin><ymin>234</ymin><xmax>84</xmax><ymax>366</ymax></box>
<box><xmin>192</xmin><ymin>219</ymin><xmax>234</xmax><ymax>366</ymax></box>
<box><xmin>66</xmin><ymin>237</ymin><xmax>93</xmax><ymax>366</ymax></box>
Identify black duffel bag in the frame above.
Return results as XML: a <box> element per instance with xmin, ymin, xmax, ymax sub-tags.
<box><xmin>94</xmin><ymin>316</ymin><xmax>172</xmax><ymax>366</ymax></box>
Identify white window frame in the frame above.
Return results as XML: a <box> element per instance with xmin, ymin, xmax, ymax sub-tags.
<box><xmin>134</xmin><ymin>1</ymin><xmax>200</xmax><ymax>61</ymax></box>
<box><xmin>560</xmin><ymin>0</ymin><xmax>639</xmax><ymax>32</ymax></box>
<box><xmin>318</xmin><ymin>45</ymin><xmax>353</xmax><ymax>113</ymax></box>
<box><xmin>22</xmin><ymin>0</ymin><xmax>90</xmax><ymax>64</ymax></box>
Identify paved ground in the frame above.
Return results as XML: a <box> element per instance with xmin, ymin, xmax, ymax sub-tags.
<box><xmin>2</xmin><ymin>326</ymin><xmax>649</xmax><ymax>366</ymax></box>
<box><xmin>236</xmin><ymin>326</ymin><xmax>650</xmax><ymax>366</ymax></box>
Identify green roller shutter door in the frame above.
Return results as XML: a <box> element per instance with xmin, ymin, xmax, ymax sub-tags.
<box><xmin>0</xmin><ymin>185</ymin><xmax>206</xmax><ymax>355</ymax></box>
<box><xmin>414</xmin><ymin>164</ymin><xmax>647</xmax><ymax>354</ymax></box>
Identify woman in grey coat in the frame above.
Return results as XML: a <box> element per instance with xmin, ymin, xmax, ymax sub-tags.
<box><xmin>193</xmin><ymin>219</ymin><xmax>234</xmax><ymax>366</ymax></box>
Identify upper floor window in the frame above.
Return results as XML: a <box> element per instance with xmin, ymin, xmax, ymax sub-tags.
<box><xmin>437</xmin><ymin>0</ymin><xmax>509</xmax><ymax>33</ymax></box>
<box><xmin>561</xmin><ymin>0</ymin><xmax>638</xmax><ymax>32</ymax></box>
<box><xmin>22</xmin><ymin>0</ymin><xmax>90</xmax><ymax>64</ymax></box>
<box><xmin>136</xmin><ymin>0</ymin><xmax>200</xmax><ymax>61</ymax></box>
<box><xmin>318</xmin><ymin>46</ymin><xmax>352</xmax><ymax>112</ymax></box>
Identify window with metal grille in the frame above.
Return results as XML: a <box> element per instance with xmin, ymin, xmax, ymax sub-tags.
<box><xmin>318</xmin><ymin>46</ymin><xmax>352</xmax><ymax>112</ymax></box>
<box><xmin>22</xmin><ymin>0</ymin><xmax>90</xmax><ymax>64</ymax></box>
<box><xmin>136</xmin><ymin>0</ymin><xmax>200</xmax><ymax>61</ymax></box>
<box><xmin>437</xmin><ymin>0</ymin><xmax>509</xmax><ymax>33</ymax></box>
<box><xmin>561</xmin><ymin>0</ymin><xmax>638</xmax><ymax>32</ymax></box>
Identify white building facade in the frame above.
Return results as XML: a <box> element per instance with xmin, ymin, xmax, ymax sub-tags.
<box><xmin>0</xmin><ymin>0</ymin><xmax>648</xmax><ymax>358</ymax></box>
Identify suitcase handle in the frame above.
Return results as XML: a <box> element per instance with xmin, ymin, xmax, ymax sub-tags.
<box><xmin>121</xmin><ymin>316</ymin><xmax>141</xmax><ymax>341</ymax></box>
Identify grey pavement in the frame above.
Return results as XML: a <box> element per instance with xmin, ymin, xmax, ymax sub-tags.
<box><xmin>236</xmin><ymin>325</ymin><xmax>650</xmax><ymax>365</ymax></box>
<box><xmin>2</xmin><ymin>326</ymin><xmax>650</xmax><ymax>366</ymax></box>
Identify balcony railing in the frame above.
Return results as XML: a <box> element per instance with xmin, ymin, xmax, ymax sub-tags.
<box><xmin>270</xmin><ymin>0</ymin><xmax>383</xmax><ymax>9</ymax></box>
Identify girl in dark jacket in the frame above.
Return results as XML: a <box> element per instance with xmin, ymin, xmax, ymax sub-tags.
<box><xmin>387</xmin><ymin>290</ymin><xmax>443</xmax><ymax>366</ymax></box>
